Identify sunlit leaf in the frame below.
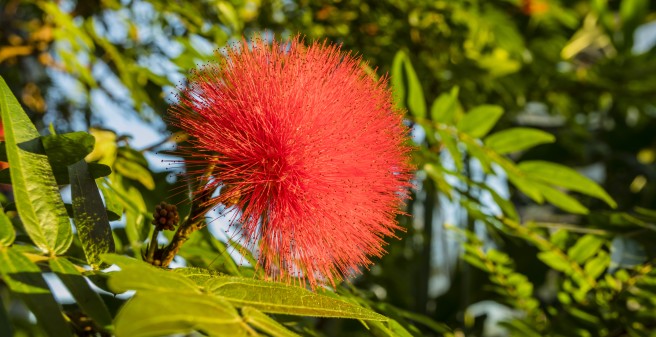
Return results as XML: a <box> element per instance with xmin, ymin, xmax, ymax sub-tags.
<box><xmin>537</xmin><ymin>251</ymin><xmax>572</xmax><ymax>273</ymax></box>
<box><xmin>0</xmin><ymin>76</ymin><xmax>72</xmax><ymax>254</ymax></box>
<box><xmin>536</xmin><ymin>182</ymin><xmax>589</xmax><ymax>214</ymax></box>
<box><xmin>114</xmin><ymin>292</ymin><xmax>246</xmax><ymax>337</ymax></box>
<box><xmin>0</xmin><ymin>204</ymin><xmax>15</xmax><ymax>247</ymax></box>
<box><xmin>203</xmin><ymin>275</ymin><xmax>388</xmax><ymax>320</ymax></box>
<box><xmin>242</xmin><ymin>307</ymin><xmax>300</xmax><ymax>337</ymax></box>
<box><xmin>518</xmin><ymin>161</ymin><xmax>617</xmax><ymax>208</ymax></box>
<box><xmin>430</xmin><ymin>87</ymin><xmax>459</xmax><ymax>124</ymax></box>
<box><xmin>584</xmin><ymin>251</ymin><xmax>609</xmax><ymax>280</ymax></box>
<box><xmin>391</xmin><ymin>50</ymin><xmax>426</xmax><ymax>118</ymax></box>
<box><xmin>457</xmin><ymin>105</ymin><xmax>504</xmax><ymax>138</ymax></box>
<box><xmin>102</xmin><ymin>254</ymin><xmax>199</xmax><ymax>293</ymax></box>
<box><xmin>484</xmin><ymin>128</ymin><xmax>555</xmax><ymax>154</ymax></box>
<box><xmin>567</xmin><ymin>234</ymin><xmax>605</xmax><ymax>264</ymax></box>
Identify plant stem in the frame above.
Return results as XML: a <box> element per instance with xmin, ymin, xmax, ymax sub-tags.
<box><xmin>145</xmin><ymin>228</ymin><xmax>160</xmax><ymax>263</ymax></box>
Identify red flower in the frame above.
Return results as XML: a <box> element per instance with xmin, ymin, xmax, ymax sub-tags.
<box><xmin>170</xmin><ymin>36</ymin><xmax>413</xmax><ymax>287</ymax></box>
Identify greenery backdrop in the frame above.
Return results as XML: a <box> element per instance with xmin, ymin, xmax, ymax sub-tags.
<box><xmin>1</xmin><ymin>0</ymin><xmax>656</xmax><ymax>336</ymax></box>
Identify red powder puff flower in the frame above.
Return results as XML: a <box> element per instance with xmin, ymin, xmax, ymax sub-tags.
<box><xmin>170</xmin><ymin>36</ymin><xmax>413</xmax><ymax>287</ymax></box>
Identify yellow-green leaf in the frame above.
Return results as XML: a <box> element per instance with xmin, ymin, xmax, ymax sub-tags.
<box><xmin>242</xmin><ymin>307</ymin><xmax>300</xmax><ymax>337</ymax></box>
<box><xmin>0</xmin><ymin>76</ymin><xmax>72</xmax><ymax>254</ymax></box>
<box><xmin>457</xmin><ymin>105</ymin><xmax>504</xmax><ymax>138</ymax></box>
<box><xmin>0</xmin><ymin>204</ymin><xmax>15</xmax><ymax>247</ymax></box>
<box><xmin>114</xmin><ymin>292</ymin><xmax>246</xmax><ymax>337</ymax></box>
<box><xmin>484</xmin><ymin>128</ymin><xmax>555</xmax><ymax>154</ymax></box>
<box><xmin>518</xmin><ymin>161</ymin><xmax>616</xmax><ymax>208</ymax></box>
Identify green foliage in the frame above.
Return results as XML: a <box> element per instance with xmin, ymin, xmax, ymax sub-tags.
<box><xmin>1</xmin><ymin>1</ymin><xmax>656</xmax><ymax>336</ymax></box>
<box><xmin>0</xmin><ymin>76</ymin><xmax>72</xmax><ymax>255</ymax></box>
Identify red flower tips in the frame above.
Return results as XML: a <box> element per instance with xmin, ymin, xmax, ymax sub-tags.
<box><xmin>170</xmin><ymin>36</ymin><xmax>413</xmax><ymax>287</ymax></box>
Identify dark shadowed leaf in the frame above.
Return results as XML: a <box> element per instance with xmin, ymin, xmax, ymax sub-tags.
<box><xmin>69</xmin><ymin>160</ymin><xmax>115</xmax><ymax>268</ymax></box>
<box><xmin>0</xmin><ymin>248</ymin><xmax>71</xmax><ymax>336</ymax></box>
<box><xmin>48</xmin><ymin>257</ymin><xmax>113</xmax><ymax>329</ymax></box>
<box><xmin>0</xmin><ymin>76</ymin><xmax>72</xmax><ymax>254</ymax></box>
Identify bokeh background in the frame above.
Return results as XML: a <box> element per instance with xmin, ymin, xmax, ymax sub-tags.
<box><xmin>2</xmin><ymin>0</ymin><xmax>656</xmax><ymax>336</ymax></box>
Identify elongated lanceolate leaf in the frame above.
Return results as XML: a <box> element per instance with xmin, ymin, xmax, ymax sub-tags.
<box><xmin>484</xmin><ymin>128</ymin><xmax>555</xmax><ymax>154</ymax></box>
<box><xmin>103</xmin><ymin>255</ymin><xmax>388</xmax><ymax>322</ymax></box>
<box><xmin>178</xmin><ymin>268</ymin><xmax>388</xmax><ymax>321</ymax></box>
<box><xmin>0</xmin><ymin>248</ymin><xmax>71</xmax><ymax>336</ymax></box>
<box><xmin>391</xmin><ymin>50</ymin><xmax>426</xmax><ymax>118</ymax></box>
<box><xmin>0</xmin><ymin>76</ymin><xmax>72</xmax><ymax>254</ymax></box>
<box><xmin>518</xmin><ymin>160</ymin><xmax>617</xmax><ymax>208</ymax></box>
<box><xmin>69</xmin><ymin>160</ymin><xmax>115</xmax><ymax>268</ymax></box>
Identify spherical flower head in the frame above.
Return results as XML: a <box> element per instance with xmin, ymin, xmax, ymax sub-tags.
<box><xmin>170</xmin><ymin>36</ymin><xmax>413</xmax><ymax>287</ymax></box>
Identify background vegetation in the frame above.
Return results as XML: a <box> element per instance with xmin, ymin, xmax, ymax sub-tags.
<box><xmin>1</xmin><ymin>0</ymin><xmax>656</xmax><ymax>336</ymax></box>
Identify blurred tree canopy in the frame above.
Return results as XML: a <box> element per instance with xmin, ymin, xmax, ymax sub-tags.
<box><xmin>2</xmin><ymin>0</ymin><xmax>656</xmax><ymax>336</ymax></box>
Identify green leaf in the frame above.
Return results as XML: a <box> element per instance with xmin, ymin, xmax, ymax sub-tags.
<box><xmin>102</xmin><ymin>254</ymin><xmax>199</xmax><ymax>294</ymax></box>
<box><xmin>567</xmin><ymin>234</ymin><xmax>605</xmax><ymax>264</ymax></box>
<box><xmin>369</xmin><ymin>319</ymin><xmax>414</xmax><ymax>337</ymax></box>
<box><xmin>391</xmin><ymin>50</ymin><xmax>426</xmax><ymax>118</ymax></box>
<box><xmin>242</xmin><ymin>307</ymin><xmax>300</xmax><ymax>337</ymax></box>
<box><xmin>97</xmin><ymin>179</ymin><xmax>123</xmax><ymax>221</ymax></box>
<box><xmin>518</xmin><ymin>161</ymin><xmax>617</xmax><ymax>208</ymax></box>
<box><xmin>114</xmin><ymin>157</ymin><xmax>155</xmax><ymax>190</ymax></box>
<box><xmin>114</xmin><ymin>292</ymin><xmax>246</xmax><ymax>337</ymax></box>
<box><xmin>0</xmin><ymin>248</ymin><xmax>71</xmax><ymax>336</ymax></box>
<box><xmin>535</xmin><ymin>182</ymin><xmax>589</xmax><ymax>215</ymax></box>
<box><xmin>42</xmin><ymin>130</ymin><xmax>95</xmax><ymax>169</ymax></box>
<box><xmin>0</xmin><ymin>133</ymin><xmax>111</xmax><ymax>186</ymax></box>
<box><xmin>48</xmin><ymin>257</ymin><xmax>113</xmax><ymax>329</ymax></box>
<box><xmin>105</xmin><ymin>256</ymin><xmax>388</xmax><ymax>324</ymax></box>
<box><xmin>0</xmin><ymin>204</ymin><xmax>15</xmax><ymax>247</ymax></box>
<box><xmin>484</xmin><ymin>128</ymin><xmax>555</xmax><ymax>154</ymax></box>
<box><xmin>584</xmin><ymin>251</ymin><xmax>609</xmax><ymax>280</ymax></box>
<box><xmin>0</xmin><ymin>162</ymin><xmax>111</xmax><ymax>186</ymax></box>
<box><xmin>507</xmin><ymin>172</ymin><xmax>544</xmax><ymax>203</ymax></box>
<box><xmin>202</xmin><ymin>274</ymin><xmax>388</xmax><ymax>321</ymax></box>
<box><xmin>69</xmin><ymin>160</ymin><xmax>115</xmax><ymax>268</ymax></box>
<box><xmin>430</xmin><ymin>87</ymin><xmax>459</xmax><ymax>124</ymax></box>
<box><xmin>0</xmin><ymin>76</ymin><xmax>72</xmax><ymax>254</ymax></box>
<box><xmin>457</xmin><ymin>105</ymin><xmax>504</xmax><ymax>138</ymax></box>
<box><xmin>537</xmin><ymin>251</ymin><xmax>572</xmax><ymax>273</ymax></box>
